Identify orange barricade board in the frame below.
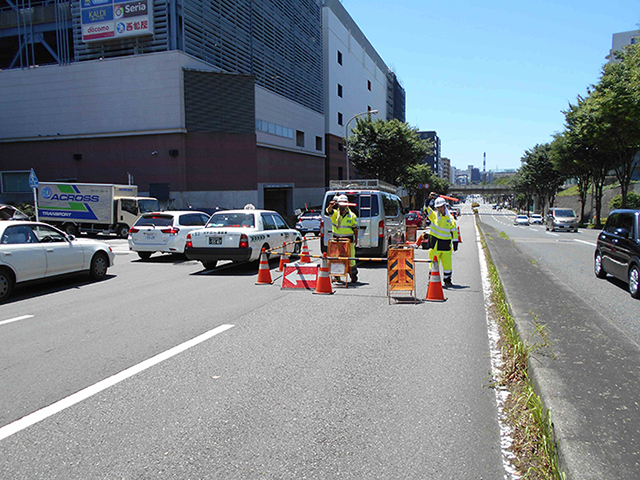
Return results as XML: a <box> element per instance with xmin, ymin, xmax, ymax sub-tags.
<box><xmin>387</xmin><ymin>246</ymin><xmax>416</xmax><ymax>303</ymax></box>
<box><xmin>406</xmin><ymin>225</ymin><xmax>417</xmax><ymax>243</ymax></box>
<box><xmin>328</xmin><ymin>239</ymin><xmax>351</xmax><ymax>277</ymax></box>
<box><xmin>282</xmin><ymin>263</ymin><xmax>319</xmax><ymax>290</ymax></box>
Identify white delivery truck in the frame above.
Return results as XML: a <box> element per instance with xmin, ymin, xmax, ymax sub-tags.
<box><xmin>321</xmin><ymin>179</ymin><xmax>406</xmax><ymax>257</ymax></box>
<box><xmin>37</xmin><ymin>183</ymin><xmax>159</xmax><ymax>238</ymax></box>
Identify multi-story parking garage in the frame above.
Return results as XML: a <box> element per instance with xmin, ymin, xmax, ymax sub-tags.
<box><xmin>0</xmin><ymin>0</ymin><xmax>405</xmax><ymax>215</ymax></box>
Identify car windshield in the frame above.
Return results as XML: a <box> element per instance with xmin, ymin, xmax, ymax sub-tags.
<box><xmin>135</xmin><ymin>215</ymin><xmax>173</xmax><ymax>227</ymax></box>
<box><xmin>555</xmin><ymin>209</ymin><xmax>576</xmax><ymax>217</ymax></box>
<box><xmin>207</xmin><ymin>212</ymin><xmax>255</xmax><ymax>228</ymax></box>
<box><xmin>300</xmin><ymin>214</ymin><xmax>320</xmax><ymax>220</ymax></box>
<box><xmin>517</xmin><ymin>216</ymin><xmax>528</xmax><ymax>220</ymax></box>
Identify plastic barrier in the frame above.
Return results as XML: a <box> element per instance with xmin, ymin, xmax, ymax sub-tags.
<box><xmin>387</xmin><ymin>246</ymin><xmax>416</xmax><ymax>304</ymax></box>
<box><xmin>328</xmin><ymin>238</ymin><xmax>351</xmax><ymax>287</ymax></box>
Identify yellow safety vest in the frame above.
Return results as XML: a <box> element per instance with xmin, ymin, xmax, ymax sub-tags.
<box><xmin>426</xmin><ymin>206</ymin><xmax>458</xmax><ymax>242</ymax></box>
<box><xmin>328</xmin><ymin>209</ymin><xmax>358</xmax><ymax>236</ymax></box>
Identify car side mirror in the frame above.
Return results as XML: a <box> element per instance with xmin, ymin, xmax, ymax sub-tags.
<box><xmin>66</xmin><ymin>234</ymin><xmax>76</xmax><ymax>241</ymax></box>
<box><xmin>613</xmin><ymin>227</ymin><xmax>629</xmax><ymax>239</ymax></box>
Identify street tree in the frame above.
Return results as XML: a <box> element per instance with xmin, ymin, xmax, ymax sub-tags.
<box><xmin>518</xmin><ymin>143</ymin><xmax>565</xmax><ymax>214</ymax></box>
<box><xmin>348</xmin><ymin>117</ymin><xmax>432</xmax><ymax>185</ymax></box>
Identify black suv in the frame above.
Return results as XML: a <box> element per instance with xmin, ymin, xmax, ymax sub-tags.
<box><xmin>594</xmin><ymin>209</ymin><xmax>640</xmax><ymax>299</ymax></box>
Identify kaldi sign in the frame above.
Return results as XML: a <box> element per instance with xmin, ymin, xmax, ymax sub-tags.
<box><xmin>81</xmin><ymin>0</ymin><xmax>154</xmax><ymax>43</ymax></box>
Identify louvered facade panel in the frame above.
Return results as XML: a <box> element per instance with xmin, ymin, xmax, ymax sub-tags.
<box><xmin>184</xmin><ymin>70</ymin><xmax>255</xmax><ymax>134</ymax></box>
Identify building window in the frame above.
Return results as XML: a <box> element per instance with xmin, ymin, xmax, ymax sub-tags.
<box><xmin>316</xmin><ymin>136</ymin><xmax>323</xmax><ymax>151</ymax></box>
<box><xmin>337</xmin><ymin>50</ymin><xmax>343</xmax><ymax>65</ymax></box>
<box><xmin>1</xmin><ymin>171</ymin><xmax>30</xmax><ymax>193</ymax></box>
<box><xmin>337</xmin><ymin>84</ymin><xmax>343</xmax><ymax>97</ymax></box>
<box><xmin>338</xmin><ymin>112</ymin><xmax>343</xmax><ymax>126</ymax></box>
<box><xmin>296</xmin><ymin>130</ymin><xmax>305</xmax><ymax>148</ymax></box>
<box><xmin>367</xmin><ymin>80</ymin><xmax>372</xmax><ymax>91</ymax></box>
<box><xmin>338</xmin><ymin>167</ymin><xmax>344</xmax><ymax>180</ymax></box>
<box><xmin>338</xmin><ymin>143</ymin><xmax>344</xmax><ymax>152</ymax></box>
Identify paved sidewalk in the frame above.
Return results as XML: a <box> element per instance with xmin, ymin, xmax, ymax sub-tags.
<box><xmin>477</xmin><ymin>218</ymin><xmax>640</xmax><ymax>480</ymax></box>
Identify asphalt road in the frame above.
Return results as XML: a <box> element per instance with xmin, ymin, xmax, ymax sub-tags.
<box><xmin>476</xmin><ymin>204</ymin><xmax>640</xmax><ymax>346</ymax></box>
<box><xmin>0</xmin><ymin>218</ymin><xmax>506</xmax><ymax>479</ymax></box>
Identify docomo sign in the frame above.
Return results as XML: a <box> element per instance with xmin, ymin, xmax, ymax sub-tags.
<box><xmin>81</xmin><ymin>0</ymin><xmax>153</xmax><ymax>43</ymax></box>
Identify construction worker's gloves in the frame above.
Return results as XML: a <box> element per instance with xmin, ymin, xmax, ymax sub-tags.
<box><xmin>453</xmin><ymin>242</ymin><xmax>458</xmax><ymax>252</ymax></box>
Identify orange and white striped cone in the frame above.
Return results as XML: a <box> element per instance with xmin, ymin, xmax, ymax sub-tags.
<box><xmin>278</xmin><ymin>242</ymin><xmax>287</xmax><ymax>272</ymax></box>
<box><xmin>255</xmin><ymin>248</ymin><xmax>273</xmax><ymax>285</ymax></box>
<box><xmin>313</xmin><ymin>252</ymin><xmax>334</xmax><ymax>295</ymax></box>
<box><xmin>425</xmin><ymin>255</ymin><xmax>447</xmax><ymax>302</ymax></box>
<box><xmin>416</xmin><ymin>233</ymin><xmax>423</xmax><ymax>247</ymax></box>
<box><xmin>300</xmin><ymin>237</ymin><xmax>311</xmax><ymax>263</ymax></box>
<box><xmin>457</xmin><ymin>226</ymin><xmax>462</xmax><ymax>243</ymax></box>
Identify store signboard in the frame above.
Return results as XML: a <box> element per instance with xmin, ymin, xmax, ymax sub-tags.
<box><xmin>80</xmin><ymin>0</ymin><xmax>153</xmax><ymax>43</ymax></box>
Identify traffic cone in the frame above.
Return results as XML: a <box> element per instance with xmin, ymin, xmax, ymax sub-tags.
<box><xmin>425</xmin><ymin>255</ymin><xmax>447</xmax><ymax>302</ymax></box>
<box><xmin>278</xmin><ymin>242</ymin><xmax>287</xmax><ymax>272</ymax></box>
<box><xmin>255</xmin><ymin>248</ymin><xmax>273</xmax><ymax>285</ymax></box>
<box><xmin>313</xmin><ymin>253</ymin><xmax>334</xmax><ymax>295</ymax></box>
<box><xmin>457</xmin><ymin>226</ymin><xmax>462</xmax><ymax>243</ymax></box>
<box><xmin>416</xmin><ymin>233</ymin><xmax>423</xmax><ymax>247</ymax></box>
<box><xmin>300</xmin><ymin>237</ymin><xmax>311</xmax><ymax>263</ymax></box>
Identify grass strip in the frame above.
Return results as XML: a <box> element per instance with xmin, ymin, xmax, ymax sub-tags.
<box><xmin>479</xmin><ymin>228</ymin><xmax>565</xmax><ymax>480</ymax></box>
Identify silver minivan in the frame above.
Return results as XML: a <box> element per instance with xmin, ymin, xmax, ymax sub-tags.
<box><xmin>320</xmin><ymin>185</ymin><xmax>406</xmax><ymax>257</ymax></box>
<box><xmin>546</xmin><ymin>208</ymin><xmax>579</xmax><ymax>232</ymax></box>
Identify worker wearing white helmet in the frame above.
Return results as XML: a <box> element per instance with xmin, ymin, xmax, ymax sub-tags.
<box><xmin>424</xmin><ymin>192</ymin><xmax>459</xmax><ymax>287</ymax></box>
<box><xmin>326</xmin><ymin>194</ymin><xmax>359</xmax><ymax>282</ymax></box>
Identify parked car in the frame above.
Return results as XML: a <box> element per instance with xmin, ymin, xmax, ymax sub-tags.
<box><xmin>0</xmin><ymin>221</ymin><xmax>115</xmax><ymax>302</ymax></box>
<box><xmin>546</xmin><ymin>208</ymin><xmax>578</xmax><ymax>232</ymax></box>
<box><xmin>529</xmin><ymin>214</ymin><xmax>543</xmax><ymax>225</ymax></box>
<box><xmin>0</xmin><ymin>205</ymin><xmax>29</xmax><ymax>221</ymax></box>
<box><xmin>514</xmin><ymin>215</ymin><xmax>530</xmax><ymax>226</ymax></box>
<box><xmin>450</xmin><ymin>206</ymin><xmax>462</xmax><ymax>220</ymax></box>
<box><xmin>128</xmin><ymin>211</ymin><xmax>211</xmax><ymax>260</ymax></box>
<box><xmin>295</xmin><ymin>211</ymin><xmax>322</xmax><ymax>236</ymax></box>
<box><xmin>594</xmin><ymin>209</ymin><xmax>640</xmax><ymax>299</ymax></box>
<box><xmin>405</xmin><ymin>211</ymin><xmax>424</xmax><ymax>228</ymax></box>
<box><xmin>185</xmin><ymin>206</ymin><xmax>302</xmax><ymax>270</ymax></box>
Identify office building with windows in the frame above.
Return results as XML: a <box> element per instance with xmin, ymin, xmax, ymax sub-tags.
<box><xmin>0</xmin><ymin>0</ymin><xmax>404</xmax><ymax>213</ymax></box>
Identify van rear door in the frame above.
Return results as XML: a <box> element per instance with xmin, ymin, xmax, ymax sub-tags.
<box><xmin>357</xmin><ymin>194</ymin><xmax>372</xmax><ymax>248</ymax></box>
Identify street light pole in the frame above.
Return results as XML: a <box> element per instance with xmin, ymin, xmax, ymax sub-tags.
<box><xmin>345</xmin><ymin>109</ymin><xmax>378</xmax><ymax>180</ymax></box>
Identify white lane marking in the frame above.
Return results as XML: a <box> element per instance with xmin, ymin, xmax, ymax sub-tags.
<box><xmin>0</xmin><ymin>323</ymin><xmax>234</xmax><ymax>442</ymax></box>
<box><xmin>546</xmin><ymin>232</ymin><xmax>560</xmax><ymax>237</ymax></box>
<box><xmin>0</xmin><ymin>315</ymin><xmax>34</xmax><ymax>327</ymax></box>
<box><xmin>575</xmin><ymin>239</ymin><xmax>597</xmax><ymax>247</ymax></box>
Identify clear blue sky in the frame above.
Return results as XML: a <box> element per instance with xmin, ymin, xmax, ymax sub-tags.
<box><xmin>341</xmin><ymin>0</ymin><xmax>639</xmax><ymax>172</ymax></box>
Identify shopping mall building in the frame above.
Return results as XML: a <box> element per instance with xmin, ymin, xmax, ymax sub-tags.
<box><xmin>0</xmin><ymin>0</ymin><xmax>405</xmax><ymax>214</ymax></box>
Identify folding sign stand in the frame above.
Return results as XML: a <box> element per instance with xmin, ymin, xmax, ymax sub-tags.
<box><xmin>328</xmin><ymin>238</ymin><xmax>351</xmax><ymax>288</ymax></box>
<box><xmin>387</xmin><ymin>246</ymin><xmax>416</xmax><ymax>304</ymax></box>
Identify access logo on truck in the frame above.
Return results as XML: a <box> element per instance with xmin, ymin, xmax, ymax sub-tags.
<box><xmin>38</xmin><ymin>184</ymin><xmax>111</xmax><ymax>221</ymax></box>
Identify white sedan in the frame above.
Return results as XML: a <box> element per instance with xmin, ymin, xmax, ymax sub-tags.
<box><xmin>0</xmin><ymin>221</ymin><xmax>115</xmax><ymax>302</ymax></box>
<box><xmin>128</xmin><ymin>211</ymin><xmax>211</xmax><ymax>260</ymax></box>
<box><xmin>514</xmin><ymin>215</ymin><xmax>530</xmax><ymax>226</ymax></box>
<box><xmin>185</xmin><ymin>207</ymin><xmax>302</xmax><ymax>270</ymax></box>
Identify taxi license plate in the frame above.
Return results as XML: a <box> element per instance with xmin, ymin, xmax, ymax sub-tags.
<box><xmin>208</xmin><ymin>237</ymin><xmax>222</xmax><ymax>245</ymax></box>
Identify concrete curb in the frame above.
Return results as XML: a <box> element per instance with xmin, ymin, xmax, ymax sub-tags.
<box><xmin>477</xmin><ymin>217</ymin><xmax>640</xmax><ymax>480</ymax></box>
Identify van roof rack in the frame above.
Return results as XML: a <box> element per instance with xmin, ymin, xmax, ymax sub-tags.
<box><xmin>329</xmin><ymin>179</ymin><xmax>397</xmax><ymax>194</ymax></box>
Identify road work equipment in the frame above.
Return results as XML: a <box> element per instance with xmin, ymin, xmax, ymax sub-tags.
<box><xmin>255</xmin><ymin>249</ymin><xmax>273</xmax><ymax>285</ymax></box>
<box><xmin>300</xmin><ymin>237</ymin><xmax>312</xmax><ymax>263</ymax></box>
<box><xmin>425</xmin><ymin>255</ymin><xmax>446</xmax><ymax>302</ymax></box>
<box><xmin>314</xmin><ymin>253</ymin><xmax>334</xmax><ymax>295</ymax></box>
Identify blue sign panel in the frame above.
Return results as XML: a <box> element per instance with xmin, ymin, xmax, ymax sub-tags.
<box><xmin>81</xmin><ymin>0</ymin><xmax>112</xmax><ymax>9</ymax></box>
<box><xmin>82</xmin><ymin>6</ymin><xmax>114</xmax><ymax>24</ymax></box>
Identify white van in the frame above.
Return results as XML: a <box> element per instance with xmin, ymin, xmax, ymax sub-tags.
<box><xmin>321</xmin><ymin>180</ymin><xmax>406</xmax><ymax>257</ymax></box>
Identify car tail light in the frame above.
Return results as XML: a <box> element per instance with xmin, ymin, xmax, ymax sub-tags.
<box><xmin>239</xmin><ymin>233</ymin><xmax>249</xmax><ymax>248</ymax></box>
<box><xmin>161</xmin><ymin>227</ymin><xmax>180</xmax><ymax>235</ymax></box>
<box><xmin>186</xmin><ymin>233</ymin><xmax>193</xmax><ymax>249</ymax></box>
<box><xmin>129</xmin><ymin>227</ymin><xmax>139</xmax><ymax>233</ymax></box>
<box><xmin>378</xmin><ymin>220</ymin><xmax>384</xmax><ymax>238</ymax></box>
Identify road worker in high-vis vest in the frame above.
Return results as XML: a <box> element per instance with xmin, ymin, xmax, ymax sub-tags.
<box><xmin>424</xmin><ymin>192</ymin><xmax>458</xmax><ymax>287</ymax></box>
<box><xmin>326</xmin><ymin>194</ymin><xmax>359</xmax><ymax>282</ymax></box>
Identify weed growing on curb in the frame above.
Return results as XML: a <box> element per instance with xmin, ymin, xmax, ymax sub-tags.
<box><xmin>499</xmin><ymin>231</ymin><xmax>510</xmax><ymax>240</ymax></box>
<box><xmin>480</xmin><ymin>230</ymin><xmax>565</xmax><ymax>480</ymax></box>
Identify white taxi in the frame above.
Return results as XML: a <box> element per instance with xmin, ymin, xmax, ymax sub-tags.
<box><xmin>0</xmin><ymin>221</ymin><xmax>115</xmax><ymax>302</ymax></box>
<box><xmin>185</xmin><ymin>206</ymin><xmax>302</xmax><ymax>270</ymax></box>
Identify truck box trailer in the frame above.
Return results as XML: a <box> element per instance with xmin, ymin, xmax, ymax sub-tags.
<box><xmin>37</xmin><ymin>183</ymin><xmax>159</xmax><ymax>237</ymax></box>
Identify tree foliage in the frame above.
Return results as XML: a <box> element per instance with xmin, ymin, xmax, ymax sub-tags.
<box><xmin>348</xmin><ymin>117</ymin><xmax>432</xmax><ymax>185</ymax></box>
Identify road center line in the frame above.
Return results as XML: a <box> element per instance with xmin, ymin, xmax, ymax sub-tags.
<box><xmin>574</xmin><ymin>239</ymin><xmax>597</xmax><ymax>247</ymax></box>
<box><xmin>0</xmin><ymin>323</ymin><xmax>234</xmax><ymax>442</ymax></box>
<box><xmin>0</xmin><ymin>315</ymin><xmax>34</xmax><ymax>327</ymax></box>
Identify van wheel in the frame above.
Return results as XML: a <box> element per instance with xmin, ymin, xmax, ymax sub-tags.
<box><xmin>0</xmin><ymin>268</ymin><xmax>14</xmax><ymax>303</ymax></box>
<box><xmin>138</xmin><ymin>252</ymin><xmax>152</xmax><ymax>260</ymax></box>
<box><xmin>89</xmin><ymin>252</ymin><xmax>109</xmax><ymax>280</ymax></box>
<box><xmin>629</xmin><ymin>265</ymin><xmax>640</xmax><ymax>299</ymax></box>
<box><xmin>202</xmin><ymin>260</ymin><xmax>218</xmax><ymax>270</ymax></box>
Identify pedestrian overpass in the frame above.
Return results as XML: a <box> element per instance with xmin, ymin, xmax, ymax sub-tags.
<box><xmin>448</xmin><ymin>185</ymin><xmax>512</xmax><ymax>198</ymax></box>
